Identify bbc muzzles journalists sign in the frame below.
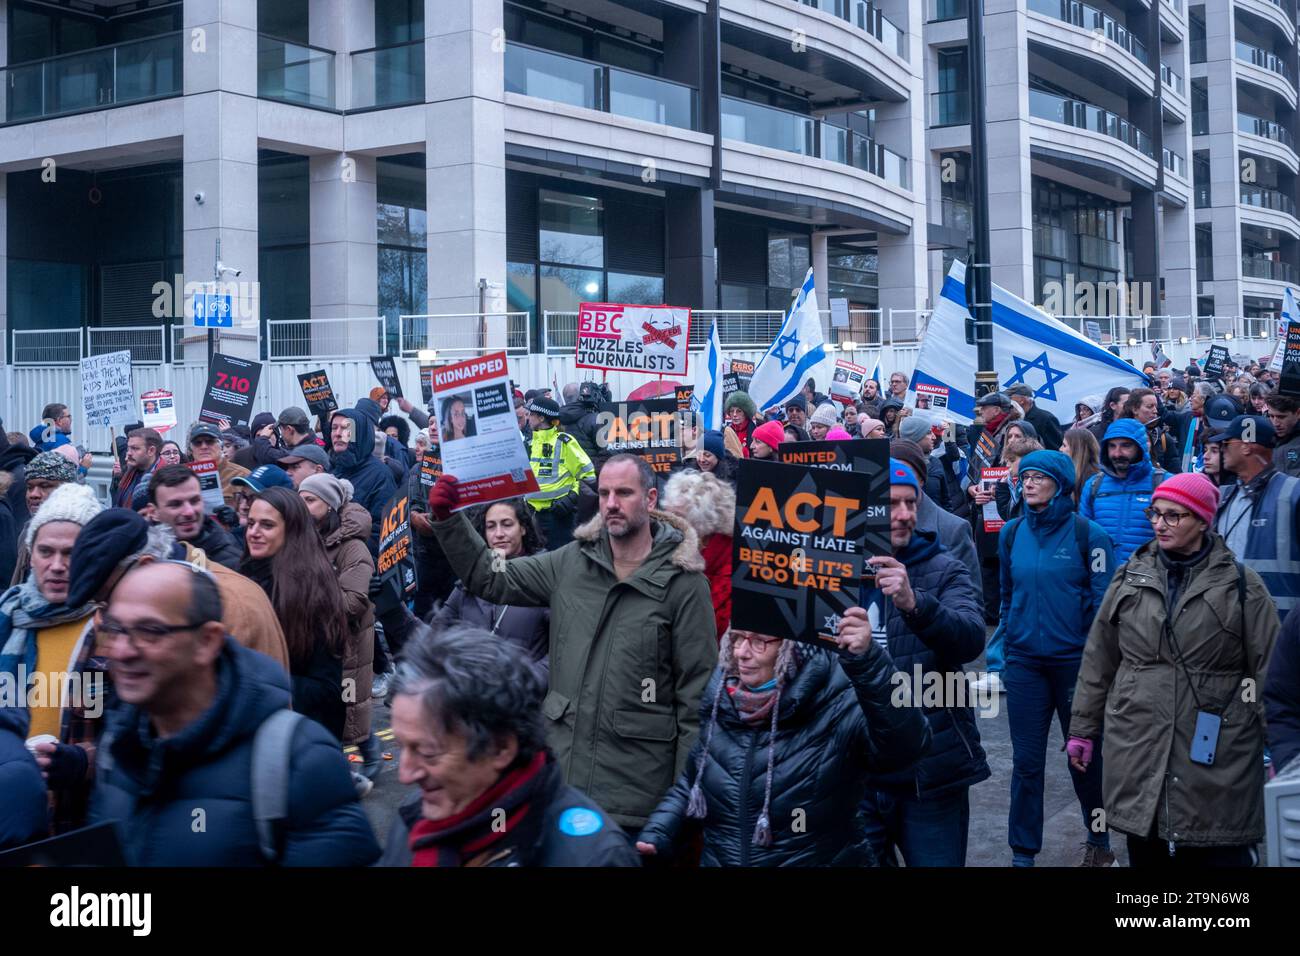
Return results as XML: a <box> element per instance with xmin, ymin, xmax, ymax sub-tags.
<box><xmin>575</xmin><ymin>302</ymin><xmax>691</xmax><ymax>377</ymax></box>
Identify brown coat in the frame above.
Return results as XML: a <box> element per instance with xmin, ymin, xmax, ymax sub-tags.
<box><xmin>217</xmin><ymin>459</ymin><xmax>250</xmax><ymax>508</ymax></box>
<box><xmin>183</xmin><ymin>542</ymin><xmax>290</xmax><ymax>673</ymax></box>
<box><xmin>324</xmin><ymin>502</ymin><xmax>375</xmax><ymax>745</ymax></box>
<box><xmin>1070</xmin><ymin>534</ymin><xmax>1278</xmax><ymax>846</ymax></box>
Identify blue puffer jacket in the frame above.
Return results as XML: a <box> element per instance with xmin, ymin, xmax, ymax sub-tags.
<box><xmin>998</xmin><ymin>450</ymin><xmax>1115</xmax><ymax>662</ymax></box>
<box><xmin>90</xmin><ymin>637</ymin><xmax>380</xmax><ymax>867</ymax></box>
<box><xmin>0</xmin><ymin>726</ymin><xmax>47</xmax><ymax>850</ymax></box>
<box><xmin>1079</xmin><ymin>418</ymin><xmax>1161</xmax><ymax>564</ymax></box>
<box><xmin>329</xmin><ymin>408</ymin><xmax>397</xmax><ymax>554</ymax></box>
<box><xmin>861</xmin><ymin>530</ymin><xmax>990</xmax><ymax>798</ymax></box>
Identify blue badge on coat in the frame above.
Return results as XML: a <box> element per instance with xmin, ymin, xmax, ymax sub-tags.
<box><xmin>558</xmin><ymin>807</ymin><xmax>604</xmax><ymax>837</ymax></box>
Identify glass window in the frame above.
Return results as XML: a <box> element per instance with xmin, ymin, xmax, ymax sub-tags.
<box><xmin>767</xmin><ymin>234</ymin><xmax>810</xmax><ymax>292</ymax></box>
<box><xmin>719</xmin><ymin>283</ymin><xmax>768</xmax><ymax>310</ymax></box>
<box><xmin>375</xmin><ymin>0</ymin><xmax>423</xmax><ymax>46</ymax></box>
<box><xmin>608</xmin><ymin>272</ymin><xmax>664</xmax><ymax>304</ymax></box>
<box><xmin>540</xmin><ymin>266</ymin><xmax>602</xmax><ymax>314</ymax></box>
<box><xmin>259</xmin><ymin>0</ymin><xmax>308</xmax><ymax>44</ymax></box>
<box><xmin>539</xmin><ymin>191</ymin><xmax>603</xmax><ymax>267</ymax></box>
<box><xmin>9</xmin><ymin>260</ymin><xmax>86</xmax><ymax>331</ymax></box>
<box><xmin>937</xmin><ymin>49</ymin><xmax>968</xmax><ymax>93</ymax></box>
<box><xmin>508</xmin><ymin>261</ymin><xmax>537</xmax><ymax>318</ymax></box>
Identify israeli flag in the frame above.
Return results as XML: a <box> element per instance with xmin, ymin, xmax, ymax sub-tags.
<box><xmin>691</xmin><ymin>315</ymin><xmax>723</xmax><ymax>431</ymax></box>
<box><xmin>911</xmin><ymin>261</ymin><xmax>1147</xmax><ymax>424</ymax></box>
<box><xmin>748</xmin><ymin>268</ymin><xmax>828</xmax><ymax>413</ymax></box>
<box><xmin>1267</xmin><ymin>287</ymin><xmax>1294</xmax><ymax>373</ymax></box>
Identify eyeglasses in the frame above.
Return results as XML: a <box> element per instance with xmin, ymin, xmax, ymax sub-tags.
<box><xmin>1020</xmin><ymin>473</ymin><xmax>1054</xmax><ymax>486</ymax></box>
<box><xmin>99</xmin><ymin>614</ymin><xmax>202</xmax><ymax>648</ymax></box>
<box><xmin>733</xmin><ymin>633</ymin><xmax>779</xmax><ymax>652</ymax></box>
<box><xmin>1144</xmin><ymin>507</ymin><xmax>1192</xmax><ymax>528</ymax></box>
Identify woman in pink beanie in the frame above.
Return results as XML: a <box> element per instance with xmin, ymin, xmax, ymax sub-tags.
<box><xmin>1067</xmin><ymin>469</ymin><xmax>1280</xmax><ymax>867</ymax></box>
<box><xmin>750</xmin><ymin>419</ymin><xmax>786</xmax><ymax>459</ymax></box>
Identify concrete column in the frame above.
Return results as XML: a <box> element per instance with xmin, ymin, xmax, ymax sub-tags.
<box><xmin>183</xmin><ymin>0</ymin><xmax>261</xmax><ymax>360</ymax></box>
<box><xmin>424</xmin><ymin>0</ymin><xmax>507</xmax><ymax>347</ymax></box>
<box><xmin>1202</xmin><ymin>0</ymin><xmax>1243</xmax><ymax>318</ymax></box>
<box><xmin>811</xmin><ymin>231</ymin><xmax>830</xmax><ymax>309</ymax></box>
<box><xmin>310</xmin><ymin>0</ymin><xmax>372</xmax><ymax>110</ymax></box>
<box><xmin>665</xmin><ymin>186</ymin><xmax>716</xmax><ymax>309</ymax></box>
<box><xmin>983</xmin><ymin>0</ymin><xmax>1034</xmax><ymax>299</ymax></box>
<box><xmin>310</xmin><ymin>154</ymin><xmax>379</xmax><ymax>354</ymax></box>
<box><xmin>1161</xmin><ymin>200</ymin><xmax>1198</xmax><ymax>317</ymax></box>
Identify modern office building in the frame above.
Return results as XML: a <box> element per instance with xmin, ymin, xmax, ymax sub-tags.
<box><xmin>0</xmin><ymin>0</ymin><xmax>1293</xmax><ymax>370</ymax></box>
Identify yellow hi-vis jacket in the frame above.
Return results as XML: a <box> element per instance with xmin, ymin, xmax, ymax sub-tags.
<box><xmin>526</xmin><ymin>424</ymin><xmax>595</xmax><ymax>511</ymax></box>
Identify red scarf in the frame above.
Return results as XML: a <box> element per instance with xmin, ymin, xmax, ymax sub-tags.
<box><xmin>731</xmin><ymin>419</ymin><xmax>751</xmax><ymax>457</ymax></box>
<box><xmin>983</xmin><ymin>411</ymin><xmax>1009</xmax><ymax>436</ymax></box>
<box><xmin>408</xmin><ymin>751</ymin><xmax>546</xmax><ymax>867</ymax></box>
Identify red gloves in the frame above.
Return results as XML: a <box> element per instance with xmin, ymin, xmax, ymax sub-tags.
<box><xmin>1066</xmin><ymin>736</ymin><xmax>1094</xmax><ymax>771</ymax></box>
<box><xmin>428</xmin><ymin>474</ymin><xmax>460</xmax><ymax>521</ymax></box>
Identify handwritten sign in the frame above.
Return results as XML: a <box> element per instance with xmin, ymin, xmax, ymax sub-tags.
<box><xmin>81</xmin><ymin>350</ymin><xmax>136</xmax><ymax>427</ymax></box>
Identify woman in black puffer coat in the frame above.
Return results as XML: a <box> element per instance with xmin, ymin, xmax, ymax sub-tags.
<box><xmin>635</xmin><ymin>628</ymin><xmax>930</xmax><ymax>866</ymax></box>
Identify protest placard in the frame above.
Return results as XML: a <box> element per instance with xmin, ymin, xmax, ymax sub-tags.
<box><xmin>140</xmin><ymin>388</ymin><xmax>177</xmax><ymax>434</ymax></box>
<box><xmin>199</xmin><ymin>354</ymin><xmax>262</xmax><ymax>430</ymax></box>
<box><xmin>674</xmin><ymin>384</ymin><xmax>694</xmax><ymax>412</ymax></box>
<box><xmin>188</xmin><ymin>460</ymin><xmax>224</xmax><ymax>513</ymax></box>
<box><xmin>369</xmin><ymin>355</ymin><xmax>404</xmax><ymax>399</ymax></box>
<box><xmin>575</xmin><ymin>302</ymin><xmax>690</xmax><ymax>377</ymax></box>
<box><xmin>297</xmin><ymin>369</ymin><xmax>338</xmax><ymax>418</ymax></box>
<box><xmin>829</xmin><ymin>359</ymin><xmax>867</xmax><ymax>404</ymax></box>
<box><xmin>722</xmin><ymin>358</ymin><xmax>754</xmax><ymax>405</ymax></box>
<box><xmin>1279</xmin><ymin>321</ymin><xmax>1300</xmax><ymax>398</ymax></box>
<box><xmin>776</xmin><ymin>438</ymin><xmax>890</xmax><ymax>552</ymax></box>
<box><xmin>81</xmin><ymin>350</ymin><xmax>136</xmax><ymax>428</ymax></box>
<box><xmin>595</xmin><ymin>400</ymin><xmax>682</xmax><ymax>474</ymax></box>
<box><xmin>418</xmin><ymin>448</ymin><xmax>443</xmax><ymax>489</ymax></box>
<box><xmin>980</xmin><ymin>465</ymin><xmax>1011</xmax><ymax>533</ymax></box>
<box><xmin>432</xmin><ymin>351</ymin><xmax>539</xmax><ymax>508</ymax></box>
<box><xmin>420</xmin><ymin>366</ymin><xmax>435</xmax><ymax>404</ymax></box>
<box><xmin>373</xmin><ymin>491</ymin><xmax>417</xmax><ymax>615</ymax></box>
<box><xmin>914</xmin><ymin>381</ymin><xmax>950</xmax><ymax>413</ymax></box>
<box><xmin>731</xmin><ymin>458</ymin><xmax>886</xmax><ymax>647</ymax></box>
<box><xmin>1204</xmin><ymin>345</ymin><xmax>1230</xmax><ymax>378</ymax></box>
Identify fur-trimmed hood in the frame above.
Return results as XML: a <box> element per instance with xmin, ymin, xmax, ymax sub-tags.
<box><xmin>572</xmin><ymin>507</ymin><xmax>706</xmax><ymax>573</ymax></box>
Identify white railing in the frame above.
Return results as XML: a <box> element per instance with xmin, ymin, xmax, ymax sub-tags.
<box><xmin>398</xmin><ymin>312</ymin><xmax>530</xmax><ymax>357</ymax></box>
<box><xmin>1052</xmin><ymin>313</ymin><xmax>1278</xmax><ymax>344</ymax></box>
<box><xmin>86</xmin><ymin>325</ymin><xmax>167</xmax><ymax>364</ymax></box>
<box><xmin>265</xmin><ymin>316</ymin><xmax>385</xmax><ymax>361</ymax></box>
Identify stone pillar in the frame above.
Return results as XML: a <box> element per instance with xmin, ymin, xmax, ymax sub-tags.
<box><xmin>1202</xmin><ymin>0</ymin><xmax>1243</xmax><ymax>319</ymax></box>
<box><xmin>310</xmin><ymin>154</ymin><xmax>379</xmax><ymax>354</ymax></box>
<box><xmin>983</xmin><ymin>0</ymin><xmax>1034</xmax><ymax>299</ymax></box>
<box><xmin>665</xmin><ymin>186</ymin><xmax>716</xmax><ymax>309</ymax></box>
<box><xmin>183</xmin><ymin>0</ymin><xmax>261</xmax><ymax>360</ymax></box>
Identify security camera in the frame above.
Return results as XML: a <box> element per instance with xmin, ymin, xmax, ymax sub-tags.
<box><xmin>194</xmin><ymin>190</ymin><xmax>205</xmax><ymax>204</ymax></box>
<box><xmin>216</xmin><ymin>261</ymin><xmax>242</xmax><ymax>278</ymax></box>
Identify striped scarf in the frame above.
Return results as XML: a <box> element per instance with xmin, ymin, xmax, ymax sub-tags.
<box><xmin>0</xmin><ymin>581</ymin><xmax>96</xmax><ymax>739</ymax></box>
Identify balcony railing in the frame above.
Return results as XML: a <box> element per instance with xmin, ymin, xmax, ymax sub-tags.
<box><xmin>1027</xmin><ymin>0</ymin><xmax>1150</xmax><ymax>67</ymax></box>
<box><xmin>1238</xmin><ymin>112</ymin><xmax>1296</xmax><ymax>149</ymax></box>
<box><xmin>801</xmin><ymin>1</ymin><xmax>907</xmax><ymax>59</ymax></box>
<box><xmin>930</xmin><ymin>90</ymin><xmax>970</xmax><ymax>126</ymax></box>
<box><xmin>258</xmin><ymin>34</ymin><xmax>336</xmax><ymax>109</ymax></box>
<box><xmin>1028</xmin><ymin>88</ymin><xmax>1154</xmax><ymax>157</ymax></box>
<box><xmin>1242</xmin><ymin>255</ymin><xmax>1296</xmax><ymax>282</ymax></box>
<box><xmin>1161</xmin><ymin>63</ymin><xmax>1184</xmax><ymax>95</ymax></box>
<box><xmin>1163</xmin><ymin>147</ymin><xmax>1187</xmax><ymax>177</ymax></box>
<box><xmin>505</xmin><ymin>43</ymin><xmax>698</xmax><ymax>130</ymax></box>
<box><xmin>722</xmin><ymin>96</ymin><xmax>910</xmax><ymax>187</ymax></box>
<box><xmin>927</xmin><ymin>0</ymin><xmax>968</xmax><ymax>20</ymax></box>
<box><xmin>1236</xmin><ymin>40</ymin><xmax>1295</xmax><ymax>85</ymax></box>
<box><xmin>1033</xmin><ymin>222</ymin><xmax>1069</xmax><ymax>258</ymax></box>
<box><xmin>1241</xmin><ymin>183</ymin><xmax>1298</xmax><ymax>216</ymax></box>
<box><xmin>2</xmin><ymin>31</ymin><xmax>182</xmax><ymax>124</ymax></box>
<box><xmin>350</xmin><ymin>39</ymin><xmax>423</xmax><ymax>109</ymax></box>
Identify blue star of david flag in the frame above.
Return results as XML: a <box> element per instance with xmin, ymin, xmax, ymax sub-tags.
<box><xmin>748</xmin><ymin>268</ymin><xmax>828</xmax><ymax>413</ymax></box>
<box><xmin>909</xmin><ymin>261</ymin><xmax>1147</xmax><ymax>425</ymax></box>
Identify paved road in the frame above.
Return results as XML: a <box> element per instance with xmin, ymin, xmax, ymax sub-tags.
<box><xmin>355</xmin><ymin>651</ymin><xmax>1127</xmax><ymax>867</ymax></box>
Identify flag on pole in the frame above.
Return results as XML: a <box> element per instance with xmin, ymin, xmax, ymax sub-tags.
<box><xmin>870</xmin><ymin>360</ymin><xmax>882</xmax><ymax>386</ymax></box>
<box><xmin>747</xmin><ymin>268</ymin><xmax>828</xmax><ymax>413</ymax></box>
<box><xmin>1268</xmin><ymin>287</ymin><xmax>1294</xmax><ymax>373</ymax></box>
<box><xmin>909</xmin><ymin>261</ymin><xmax>1147</xmax><ymax>424</ymax></box>
<box><xmin>691</xmin><ymin>315</ymin><xmax>723</xmax><ymax>431</ymax></box>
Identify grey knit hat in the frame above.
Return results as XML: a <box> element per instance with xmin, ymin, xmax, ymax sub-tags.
<box><xmin>809</xmin><ymin>403</ymin><xmax>840</xmax><ymax>428</ymax></box>
<box><xmin>300</xmin><ymin>472</ymin><xmax>353</xmax><ymax>512</ymax></box>
<box><xmin>25</xmin><ymin>450</ymin><xmax>81</xmax><ymax>485</ymax></box>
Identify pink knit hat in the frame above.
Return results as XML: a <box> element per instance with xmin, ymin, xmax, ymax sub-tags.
<box><xmin>752</xmin><ymin>419</ymin><xmax>787</xmax><ymax>453</ymax></box>
<box><xmin>1152</xmin><ymin>472</ymin><xmax>1219</xmax><ymax>526</ymax></box>
<box><xmin>825</xmin><ymin>427</ymin><xmax>853</xmax><ymax>441</ymax></box>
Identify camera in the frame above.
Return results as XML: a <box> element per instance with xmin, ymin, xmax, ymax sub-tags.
<box><xmin>578</xmin><ymin>381</ymin><xmax>612</xmax><ymax>406</ymax></box>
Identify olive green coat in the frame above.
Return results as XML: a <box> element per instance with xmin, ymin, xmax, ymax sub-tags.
<box><xmin>1070</xmin><ymin>534</ymin><xmax>1278</xmax><ymax>846</ymax></box>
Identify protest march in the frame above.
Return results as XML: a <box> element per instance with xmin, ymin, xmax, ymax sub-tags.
<box><xmin>2</xmin><ymin>260</ymin><xmax>1298</xmax><ymax>911</ymax></box>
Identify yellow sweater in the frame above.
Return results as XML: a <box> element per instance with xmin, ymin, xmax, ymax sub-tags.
<box><xmin>28</xmin><ymin>618</ymin><xmax>90</xmax><ymax>740</ymax></box>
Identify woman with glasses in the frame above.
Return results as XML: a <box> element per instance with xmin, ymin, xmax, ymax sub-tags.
<box><xmin>158</xmin><ymin>440</ymin><xmax>186</xmax><ymax>467</ymax></box>
<box><xmin>241</xmin><ymin>486</ymin><xmax>352</xmax><ymax>742</ymax></box>
<box><xmin>995</xmin><ymin>450</ymin><xmax>1116</xmax><ymax>867</ymax></box>
<box><xmin>1069</xmin><ymin>473</ymin><xmax>1279</xmax><ymax>867</ymax></box>
<box><xmin>634</xmin><ymin>625</ymin><xmax>929</xmax><ymax>866</ymax></box>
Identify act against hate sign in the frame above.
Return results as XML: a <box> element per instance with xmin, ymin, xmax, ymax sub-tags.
<box><xmin>575</xmin><ymin>302</ymin><xmax>691</xmax><ymax>377</ymax></box>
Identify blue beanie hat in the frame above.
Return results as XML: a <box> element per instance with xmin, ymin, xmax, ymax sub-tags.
<box><xmin>703</xmin><ymin>429</ymin><xmax>726</xmax><ymax>460</ymax></box>
<box><xmin>889</xmin><ymin>458</ymin><xmax>919</xmax><ymax>492</ymax></box>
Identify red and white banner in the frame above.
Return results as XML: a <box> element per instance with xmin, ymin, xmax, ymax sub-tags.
<box><xmin>432</xmin><ymin>352</ymin><xmax>539</xmax><ymax>509</ymax></box>
<box><xmin>575</xmin><ymin>302</ymin><xmax>691</xmax><ymax>377</ymax></box>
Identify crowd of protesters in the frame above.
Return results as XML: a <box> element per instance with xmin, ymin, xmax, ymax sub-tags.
<box><xmin>0</xmin><ymin>345</ymin><xmax>1297</xmax><ymax>871</ymax></box>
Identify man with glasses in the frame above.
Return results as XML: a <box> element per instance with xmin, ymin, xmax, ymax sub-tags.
<box><xmin>187</xmin><ymin>422</ymin><xmax>249</xmax><ymax>510</ymax></box>
<box><xmin>888</xmin><ymin>373</ymin><xmax>908</xmax><ymax>401</ymax></box>
<box><xmin>30</xmin><ymin>403</ymin><xmax>74</xmax><ymax>453</ymax></box>
<box><xmin>88</xmin><ymin>560</ymin><xmax>378</xmax><ymax>866</ymax></box>
<box><xmin>1265</xmin><ymin>393</ymin><xmax>1300</xmax><ymax>478</ymax></box>
<box><xmin>1210</xmin><ymin>414</ymin><xmax>1300</xmax><ymax>617</ymax></box>
<box><xmin>1070</xmin><ymin>473</ymin><xmax>1278</xmax><ymax>867</ymax></box>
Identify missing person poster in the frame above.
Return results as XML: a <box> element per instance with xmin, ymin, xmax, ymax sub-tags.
<box><xmin>297</xmin><ymin>369</ymin><xmax>338</xmax><ymax>418</ymax></box>
<box><xmin>595</xmin><ymin>399</ymin><xmax>682</xmax><ymax>474</ymax></box>
<box><xmin>980</xmin><ymin>465</ymin><xmax>1011</xmax><ymax>533</ymax></box>
<box><xmin>829</xmin><ymin>359</ymin><xmax>867</xmax><ymax>405</ymax></box>
<box><xmin>199</xmin><ymin>353</ymin><xmax>262</xmax><ymax>430</ymax></box>
<box><xmin>140</xmin><ymin>388</ymin><xmax>177</xmax><ymax>434</ymax></box>
<box><xmin>575</xmin><ymin>302</ymin><xmax>691</xmax><ymax>377</ymax></box>
<box><xmin>432</xmin><ymin>351</ymin><xmax>539</xmax><ymax>509</ymax></box>
<box><xmin>188</xmin><ymin>460</ymin><xmax>224</xmax><ymax>513</ymax></box>
<box><xmin>369</xmin><ymin>355</ymin><xmax>404</xmax><ymax>399</ymax></box>
<box><xmin>732</xmin><ymin>458</ymin><xmax>885</xmax><ymax>648</ymax></box>
<box><xmin>915</xmin><ymin>381</ymin><xmax>950</xmax><ymax>412</ymax></box>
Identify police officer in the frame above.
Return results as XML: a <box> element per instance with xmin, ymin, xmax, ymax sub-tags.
<box><xmin>525</xmin><ymin>396</ymin><xmax>596</xmax><ymax>550</ymax></box>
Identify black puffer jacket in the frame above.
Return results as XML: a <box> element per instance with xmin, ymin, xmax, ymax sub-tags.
<box><xmin>191</xmin><ymin>516</ymin><xmax>242</xmax><ymax>571</ymax></box>
<box><xmin>433</xmin><ymin>583</ymin><xmax>549</xmax><ymax>677</ymax></box>
<box><xmin>863</xmin><ymin>530</ymin><xmax>991</xmax><ymax>798</ymax></box>
<box><xmin>637</xmin><ymin>642</ymin><xmax>930</xmax><ymax>866</ymax></box>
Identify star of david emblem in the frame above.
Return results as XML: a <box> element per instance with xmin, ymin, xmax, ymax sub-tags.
<box><xmin>1004</xmin><ymin>351</ymin><xmax>1068</xmax><ymax>402</ymax></box>
<box><xmin>823</xmin><ymin>613</ymin><xmax>841</xmax><ymax>633</ymax></box>
<box><xmin>772</xmin><ymin>330</ymin><xmax>800</xmax><ymax>370</ymax></box>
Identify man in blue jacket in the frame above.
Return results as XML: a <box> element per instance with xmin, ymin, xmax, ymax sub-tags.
<box><xmin>1080</xmin><ymin>417</ymin><xmax>1164</xmax><ymax>564</ymax></box>
<box><xmin>998</xmin><ymin>450</ymin><xmax>1115</xmax><ymax>867</ymax></box>
<box><xmin>856</xmin><ymin>459</ymin><xmax>989</xmax><ymax>867</ymax></box>
<box><xmin>0</xmin><ymin>726</ymin><xmax>47</xmax><ymax>850</ymax></box>
<box><xmin>329</xmin><ymin>408</ymin><xmax>396</xmax><ymax>554</ymax></box>
<box><xmin>89</xmin><ymin>560</ymin><xmax>380</xmax><ymax>866</ymax></box>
